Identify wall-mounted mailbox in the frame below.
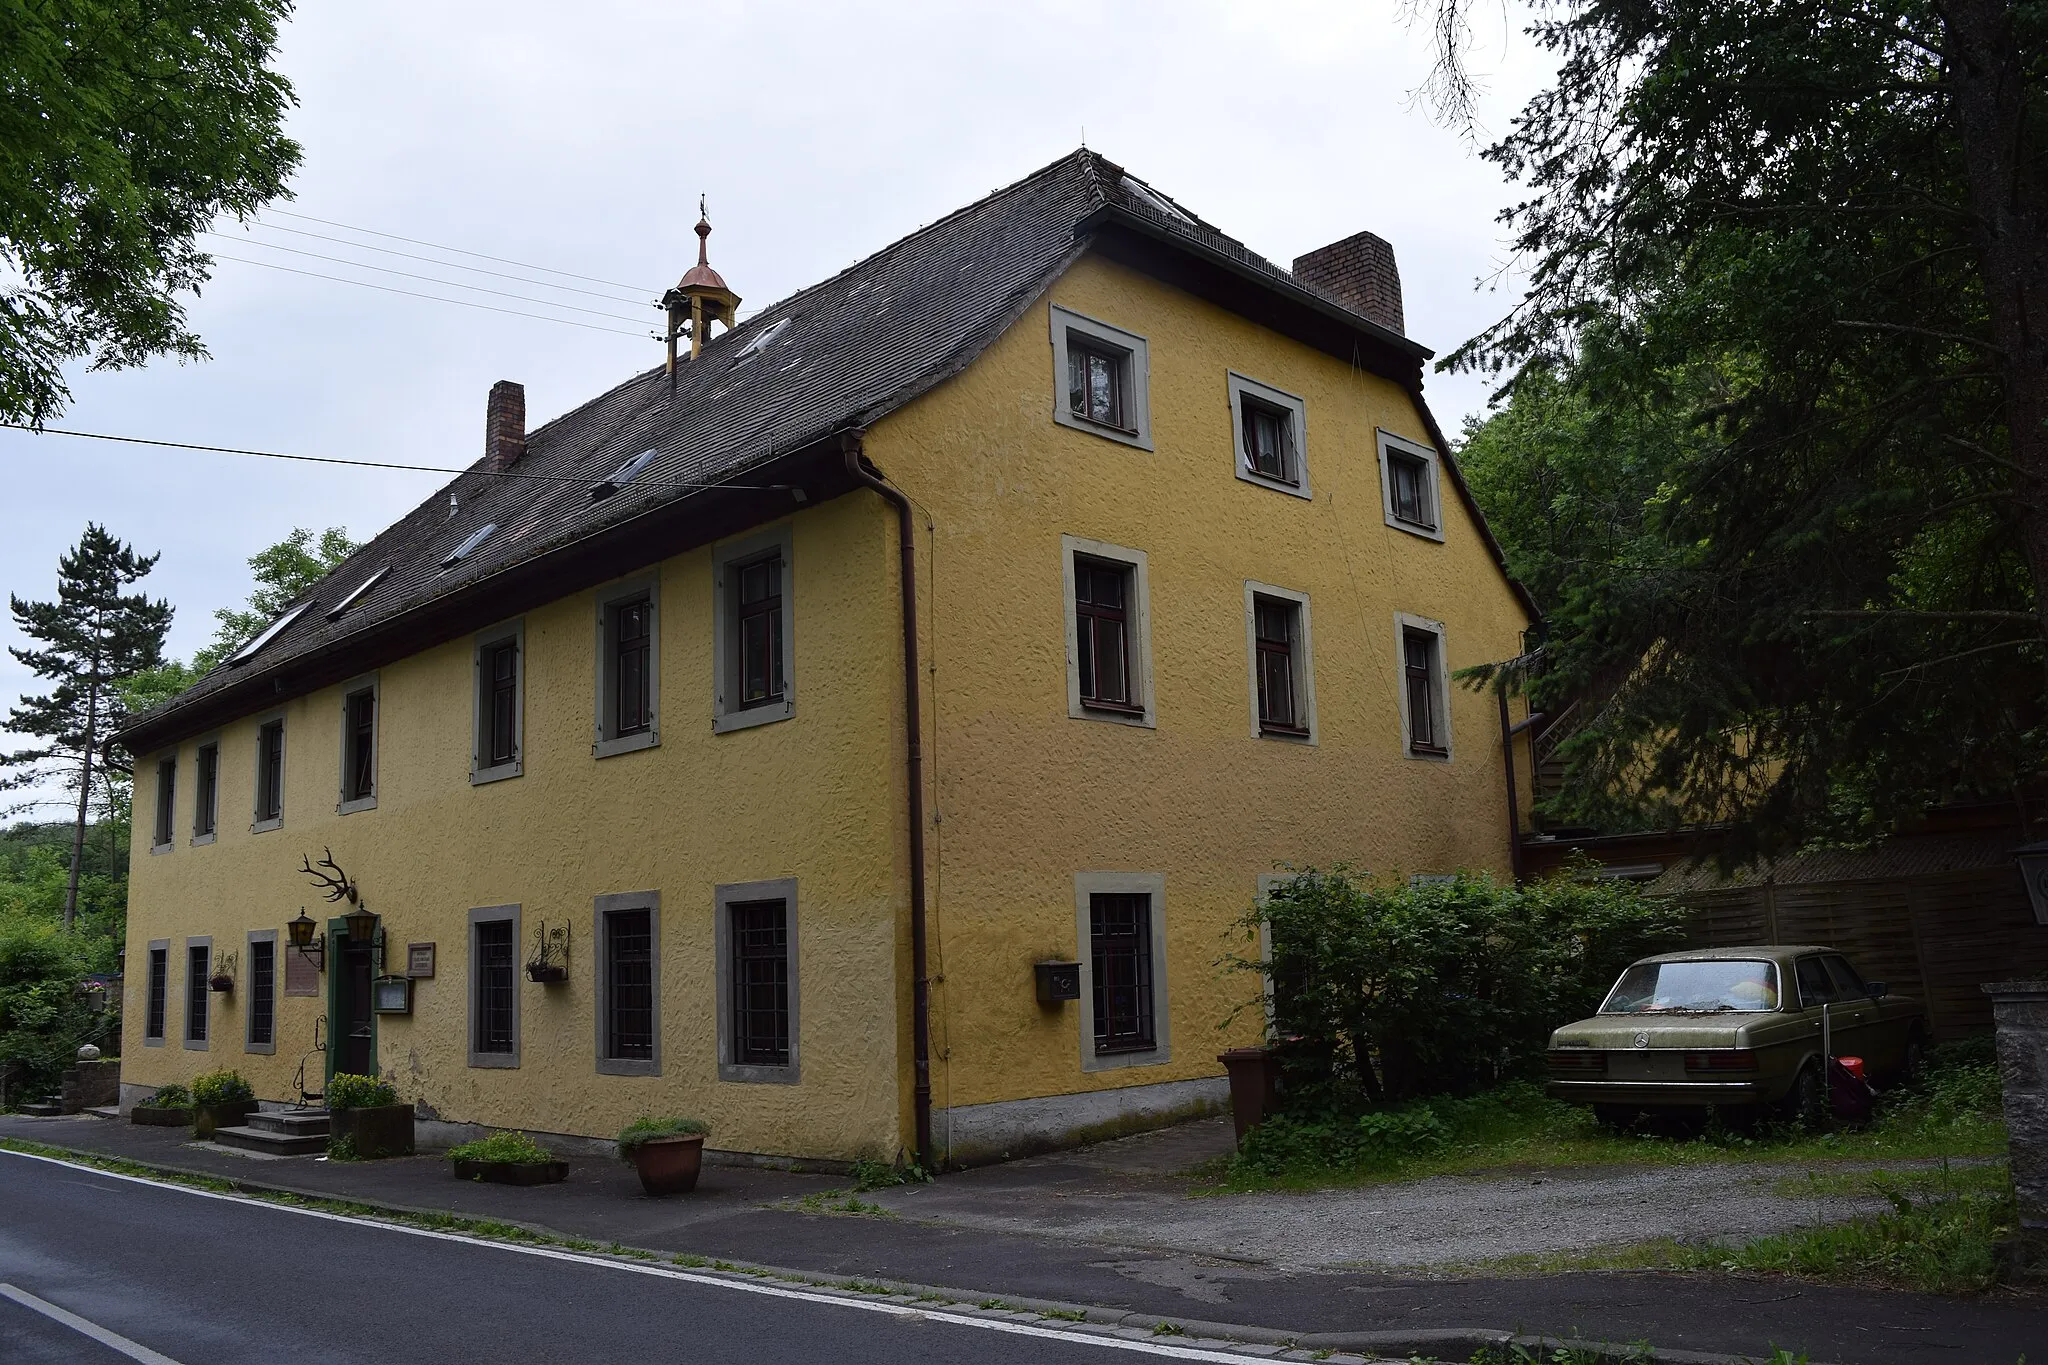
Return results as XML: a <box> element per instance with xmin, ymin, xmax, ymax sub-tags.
<box><xmin>371</xmin><ymin>974</ymin><xmax>413</xmax><ymax>1015</ymax></box>
<box><xmin>1035</xmin><ymin>960</ymin><xmax>1081</xmax><ymax>1004</ymax></box>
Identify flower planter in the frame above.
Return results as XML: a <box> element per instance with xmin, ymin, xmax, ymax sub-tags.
<box><xmin>208</xmin><ymin>974</ymin><xmax>234</xmax><ymax>993</ymax></box>
<box><xmin>329</xmin><ymin>1103</ymin><xmax>415</xmax><ymax>1158</ymax></box>
<box><xmin>192</xmin><ymin>1100</ymin><xmax>258</xmax><ymax>1138</ymax></box>
<box><xmin>525</xmin><ymin>964</ymin><xmax>567</xmax><ymax>984</ymax></box>
<box><xmin>131</xmin><ymin>1104</ymin><xmax>194</xmax><ymax>1127</ymax></box>
<box><xmin>453</xmin><ymin>1158</ymin><xmax>568</xmax><ymax>1186</ymax></box>
<box><xmin>628</xmin><ymin>1133</ymin><xmax>705</xmax><ymax>1195</ymax></box>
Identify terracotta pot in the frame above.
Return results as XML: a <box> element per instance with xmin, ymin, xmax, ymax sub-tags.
<box><xmin>629</xmin><ymin>1133</ymin><xmax>705</xmax><ymax>1195</ymax></box>
<box><xmin>453</xmin><ymin>1158</ymin><xmax>568</xmax><ymax>1186</ymax></box>
<box><xmin>330</xmin><ymin>1103</ymin><xmax>415</xmax><ymax>1158</ymax></box>
<box><xmin>192</xmin><ymin>1100</ymin><xmax>258</xmax><ymax>1138</ymax></box>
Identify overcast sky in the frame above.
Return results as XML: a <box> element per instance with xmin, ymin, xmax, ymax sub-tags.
<box><xmin>3</xmin><ymin>0</ymin><xmax>1552</xmax><ymax>815</ymax></box>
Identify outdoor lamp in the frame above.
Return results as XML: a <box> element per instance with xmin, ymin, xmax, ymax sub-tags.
<box><xmin>288</xmin><ymin>908</ymin><xmax>325</xmax><ymax>970</ymax></box>
<box><xmin>343</xmin><ymin>901</ymin><xmax>379</xmax><ymax>947</ymax></box>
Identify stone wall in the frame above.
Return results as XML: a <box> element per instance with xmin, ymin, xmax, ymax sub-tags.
<box><xmin>1984</xmin><ymin>981</ymin><xmax>2048</xmax><ymax>1243</ymax></box>
<box><xmin>58</xmin><ymin>1058</ymin><xmax>121</xmax><ymax>1113</ymax></box>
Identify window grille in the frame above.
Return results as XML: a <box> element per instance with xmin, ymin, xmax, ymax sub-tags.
<box><xmin>605</xmin><ymin>909</ymin><xmax>654</xmax><ymax>1060</ymax></box>
<box><xmin>249</xmin><ymin>939</ymin><xmax>275</xmax><ymax>1047</ymax></box>
<box><xmin>186</xmin><ymin>945</ymin><xmax>209</xmax><ymax>1043</ymax></box>
<box><xmin>474</xmin><ymin>920</ymin><xmax>516</xmax><ymax>1055</ymax></box>
<box><xmin>731</xmin><ymin>899</ymin><xmax>790</xmax><ymax>1066</ymax></box>
<box><xmin>146</xmin><ymin>949</ymin><xmax>167</xmax><ymax>1040</ymax></box>
<box><xmin>1090</xmin><ymin>893</ymin><xmax>1155</xmax><ymax>1053</ymax></box>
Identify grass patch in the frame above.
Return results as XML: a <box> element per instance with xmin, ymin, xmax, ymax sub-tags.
<box><xmin>794</xmin><ymin>1188</ymin><xmax>893</xmax><ymax>1216</ymax></box>
<box><xmin>1206</xmin><ymin>1042</ymin><xmax>2004</xmax><ymax>1194</ymax></box>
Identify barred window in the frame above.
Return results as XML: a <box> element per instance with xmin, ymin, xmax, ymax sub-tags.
<box><xmin>731</xmin><ymin>899</ymin><xmax>790</xmax><ymax>1067</ymax></box>
<box><xmin>185</xmin><ymin>945</ymin><xmax>209</xmax><ymax>1044</ymax></box>
<box><xmin>249</xmin><ymin>938</ymin><xmax>275</xmax><ymax>1048</ymax></box>
<box><xmin>1090</xmin><ymin>893</ymin><xmax>1155</xmax><ymax>1054</ymax></box>
<box><xmin>473</xmin><ymin>919</ymin><xmax>515</xmax><ymax>1056</ymax></box>
<box><xmin>145</xmin><ymin>948</ymin><xmax>167</xmax><ymax>1040</ymax></box>
<box><xmin>605</xmin><ymin>908</ymin><xmax>654</xmax><ymax>1061</ymax></box>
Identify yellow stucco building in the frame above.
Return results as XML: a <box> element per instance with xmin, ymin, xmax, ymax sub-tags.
<box><xmin>118</xmin><ymin>152</ymin><xmax>1534</xmax><ymax>1165</ymax></box>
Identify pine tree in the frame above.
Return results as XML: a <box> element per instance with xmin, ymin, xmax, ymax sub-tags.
<box><xmin>4</xmin><ymin>526</ymin><xmax>172</xmax><ymax>930</ymax></box>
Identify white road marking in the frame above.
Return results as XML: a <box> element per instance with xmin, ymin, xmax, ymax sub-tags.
<box><xmin>0</xmin><ymin>1282</ymin><xmax>188</xmax><ymax>1365</ymax></box>
<box><xmin>0</xmin><ymin>1150</ymin><xmax>1267</xmax><ymax>1362</ymax></box>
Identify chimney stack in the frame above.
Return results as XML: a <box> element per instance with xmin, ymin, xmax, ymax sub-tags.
<box><xmin>1291</xmin><ymin>230</ymin><xmax>1404</xmax><ymax>336</ymax></box>
<box><xmin>484</xmin><ymin>380</ymin><xmax>526</xmax><ymax>473</ymax></box>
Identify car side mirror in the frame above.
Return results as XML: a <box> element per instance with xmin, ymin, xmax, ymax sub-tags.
<box><xmin>1865</xmin><ymin>982</ymin><xmax>1889</xmax><ymax>1000</ymax></box>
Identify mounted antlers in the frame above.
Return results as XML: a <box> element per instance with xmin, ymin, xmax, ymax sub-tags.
<box><xmin>298</xmin><ymin>848</ymin><xmax>359</xmax><ymax>905</ymax></box>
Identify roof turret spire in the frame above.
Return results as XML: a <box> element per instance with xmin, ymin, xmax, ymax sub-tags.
<box><xmin>662</xmin><ymin>195</ymin><xmax>741</xmax><ymax>372</ymax></box>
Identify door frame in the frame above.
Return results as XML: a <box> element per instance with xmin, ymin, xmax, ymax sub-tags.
<box><xmin>323</xmin><ymin>917</ymin><xmax>379</xmax><ymax>1086</ymax></box>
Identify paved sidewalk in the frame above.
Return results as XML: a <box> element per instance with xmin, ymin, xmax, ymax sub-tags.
<box><xmin>1</xmin><ymin>1114</ymin><xmax>2035</xmax><ymax>1364</ymax></box>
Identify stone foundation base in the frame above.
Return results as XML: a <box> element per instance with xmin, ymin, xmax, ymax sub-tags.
<box><xmin>937</xmin><ymin>1075</ymin><xmax>1229</xmax><ymax>1168</ymax></box>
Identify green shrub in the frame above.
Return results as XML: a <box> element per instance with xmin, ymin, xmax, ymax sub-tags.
<box><xmin>617</xmin><ymin>1115</ymin><xmax>709</xmax><ymax>1159</ymax></box>
<box><xmin>325</xmin><ymin>1072</ymin><xmax>397</xmax><ymax>1110</ymax></box>
<box><xmin>0</xmin><ymin>917</ymin><xmax>94</xmax><ymax>1100</ymax></box>
<box><xmin>190</xmin><ymin>1069</ymin><xmax>254</xmax><ymax>1106</ymax></box>
<box><xmin>147</xmin><ymin>1082</ymin><xmax>192</xmax><ymax>1109</ymax></box>
<box><xmin>1228</xmin><ymin>864</ymin><xmax>1685</xmax><ymax>1110</ymax></box>
<box><xmin>325</xmin><ymin>1134</ymin><xmax>358</xmax><ymax>1161</ymax></box>
<box><xmin>850</xmin><ymin>1156</ymin><xmax>932</xmax><ymax>1190</ymax></box>
<box><xmin>448</xmin><ymin>1130</ymin><xmax>553</xmax><ymax>1165</ymax></box>
<box><xmin>1234</xmin><ymin>1103</ymin><xmax>1453</xmax><ymax>1176</ymax></box>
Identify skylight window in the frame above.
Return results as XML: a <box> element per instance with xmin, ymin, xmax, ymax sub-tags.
<box><xmin>735</xmin><ymin>317</ymin><xmax>792</xmax><ymax>360</ymax></box>
<box><xmin>226</xmin><ymin>602</ymin><xmax>313</xmax><ymax>666</ymax></box>
<box><xmin>1122</xmin><ymin>175</ymin><xmax>1195</xmax><ymax>226</ymax></box>
<box><xmin>325</xmin><ymin>566</ymin><xmax>389</xmax><ymax>620</ymax></box>
<box><xmin>591</xmin><ymin>449</ymin><xmax>659</xmax><ymax>502</ymax></box>
<box><xmin>441</xmin><ymin>523</ymin><xmax>497</xmax><ymax>566</ymax></box>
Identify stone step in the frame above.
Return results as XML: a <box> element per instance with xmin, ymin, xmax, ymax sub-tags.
<box><xmin>245</xmin><ymin>1108</ymin><xmax>329</xmax><ymax>1137</ymax></box>
<box><xmin>213</xmin><ymin>1124</ymin><xmax>327</xmax><ymax>1157</ymax></box>
<box><xmin>17</xmin><ymin>1103</ymin><xmax>62</xmax><ymax>1117</ymax></box>
<box><xmin>84</xmin><ymin>1105</ymin><xmax>120</xmax><ymax>1120</ymax></box>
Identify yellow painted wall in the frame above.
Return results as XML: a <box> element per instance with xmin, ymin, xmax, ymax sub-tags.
<box><xmin>863</xmin><ymin>252</ymin><xmax>1533</xmax><ymax>1117</ymax></box>
<box><xmin>122</xmin><ymin>496</ymin><xmax>911</xmax><ymax>1161</ymax></box>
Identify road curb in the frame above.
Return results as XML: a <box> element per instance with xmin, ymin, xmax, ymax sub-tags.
<box><xmin>5</xmin><ymin>1138</ymin><xmax>1832</xmax><ymax>1365</ymax></box>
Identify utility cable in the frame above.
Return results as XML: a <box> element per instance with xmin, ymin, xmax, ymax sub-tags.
<box><xmin>207</xmin><ymin>253</ymin><xmax>655</xmax><ymax>338</ymax></box>
<box><xmin>1</xmin><ymin>424</ymin><xmax>795</xmax><ymax>492</ymax></box>
<box><xmin>229</xmin><ymin>220</ymin><xmax>653</xmax><ymax>306</ymax></box>
<box><xmin>203</xmin><ymin>234</ymin><xmax>653</xmax><ymax>324</ymax></box>
<box><xmin>262</xmin><ymin>207</ymin><xmax>660</xmax><ymax>294</ymax></box>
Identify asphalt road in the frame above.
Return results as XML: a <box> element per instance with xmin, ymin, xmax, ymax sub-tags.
<box><xmin>0</xmin><ymin>1150</ymin><xmax>1260</xmax><ymax>1365</ymax></box>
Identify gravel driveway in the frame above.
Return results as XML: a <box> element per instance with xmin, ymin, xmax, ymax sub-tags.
<box><xmin>855</xmin><ymin>1117</ymin><xmax>1929</xmax><ymax>1272</ymax></box>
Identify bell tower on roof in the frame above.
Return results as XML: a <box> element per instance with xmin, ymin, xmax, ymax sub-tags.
<box><xmin>663</xmin><ymin>197</ymin><xmax>742</xmax><ymax>373</ymax></box>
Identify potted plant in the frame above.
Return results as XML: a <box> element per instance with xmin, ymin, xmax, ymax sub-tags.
<box><xmin>208</xmin><ymin>972</ymin><xmax>234</xmax><ymax>993</ymax></box>
<box><xmin>447</xmin><ymin>1130</ymin><xmax>567</xmax><ymax>1185</ymax></box>
<box><xmin>617</xmin><ymin>1116</ymin><xmax>710</xmax><ymax>1195</ymax></box>
<box><xmin>131</xmin><ymin>1082</ymin><xmax>193</xmax><ymax>1127</ymax></box>
<box><xmin>190</xmin><ymin>1070</ymin><xmax>258</xmax><ymax>1138</ymax></box>
<box><xmin>326</xmin><ymin>1072</ymin><xmax>414</xmax><ymax>1158</ymax></box>
<box><xmin>524</xmin><ymin>962</ymin><xmax>567</xmax><ymax>984</ymax></box>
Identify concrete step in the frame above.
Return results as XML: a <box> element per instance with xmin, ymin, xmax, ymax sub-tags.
<box><xmin>84</xmin><ymin>1105</ymin><xmax>120</xmax><ymax>1120</ymax></box>
<box><xmin>17</xmin><ymin>1103</ymin><xmax>61</xmax><ymax>1117</ymax></box>
<box><xmin>245</xmin><ymin>1108</ymin><xmax>329</xmax><ymax>1137</ymax></box>
<box><xmin>213</xmin><ymin>1124</ymin><xmax>327</xmax><ymax>1157</ymax></box>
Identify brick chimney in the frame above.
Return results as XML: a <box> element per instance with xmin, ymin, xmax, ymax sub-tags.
<box><xmin>483</xmin><ymin>380</ymin><xmax>526</xmax><ymax>473</ymax></box>
<box><xmin>1291</xmin><ymin>230</ymin><xmax>1404</xmax><ymax>336</ymax></box>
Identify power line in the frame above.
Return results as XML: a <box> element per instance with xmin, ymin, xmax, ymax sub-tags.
<box><xmin>263</xmin><ymin>207</ymin><xmax>660</xmax><ymax>294</ymax></box>
<box><xmin>203</xmin><ymin>234</ymin><xmax>653</xmax><ymax>324</ymax></box>
<box><xmin>208</xmin><ymin>253</ymin><xmax>655</xmax><ymax>338</ymax></box>
<box><xmin>234</xmin><ymin>220</ymin><xmax>653</xmax><ymax>306</ymax></box>
<box><xmin>1</xmin><ymin>424</ymin><xmax>795</xmax><ymax>492</ymax></box>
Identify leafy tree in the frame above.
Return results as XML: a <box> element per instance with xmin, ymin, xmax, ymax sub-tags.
<box><xmin>0</xmin><ymin>916</ymin><xmax>98</xmax><ymax>1103</ymax></box>
<box><xmin>4</xmin><ymin>526</ymin><xmax>171</xmax><ymax>929</ymax></box>
<box><xmin>1440</xmin><ymin>0</ymin><xmax>2048</xmax><ymax>853</ymax></box>
<box><xmin>0</xmin><ymin>0</ymin><xmax>302</xmax><ymax>427</ymax></box>
<box><xmin>193</xmin><ymin>525</ymin><xmax>357</xmax><ymax>673</ymax></box>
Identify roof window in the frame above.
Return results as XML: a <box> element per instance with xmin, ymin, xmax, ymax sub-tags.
<box><xmin>325</xmin><ymin>566</ymin><xmax>389</xmax><ymax>620</ymax></box>
<box><xmin>441</xmin><ymin>523</ymin><xmax>497</xmax><ymax>566</ymax></box>
<box><xmin>1121</xmin><ymin>176</ymin><xmax>1195</xmax><ymax>226</ymax></box>
<box><xmin>734</xmin><ymin>317</ymin><xmax>792</xmax><ymax>361</ymax></box>
<box><xmin>226</xmin><ymin>602</ymin><xmax>313</xmax><ymax>666</ymax></box>
<box><xmin>591</xmin><ymin>450</ymin><xmax>658</xmax><ymax>502</ymax></box>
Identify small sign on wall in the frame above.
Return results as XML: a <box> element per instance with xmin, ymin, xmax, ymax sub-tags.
<box><xmin>284</xmin><ymin>942</ymin><xmax>319</xmax><ymax>997</ymax></box>
<box><xmin>406</xmin><ymin>942</ymin><xmax>436</xmax><ymax>979</ymax></box>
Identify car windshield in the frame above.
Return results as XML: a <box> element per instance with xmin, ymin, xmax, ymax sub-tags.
<box><xmin>1600</xmin><ymin>959</ymin><xmax>1781</xmax><ymax>1014</ymax></box>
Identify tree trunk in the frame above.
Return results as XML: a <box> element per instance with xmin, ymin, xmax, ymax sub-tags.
<box><xmin>64</xmin><ymin>656</ymin><xmax>100</xmax><ymax>933</ymax></box>
<box><xmin>1940</xmin><ymin>0</ymin><xmax>2048</xmax><ymax>635</ymax></box>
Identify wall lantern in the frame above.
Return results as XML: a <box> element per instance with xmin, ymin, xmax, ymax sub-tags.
<box><xmin>287</xmin><ymin>908</ymin><xmax>325</xmax><ymax>970</ymax></box>
<box><xmin>343</xmin><ymin>901</ymin><xmax>379</xmax><ymax>947</ymax></box>
<box><xmin>2016</xmin><ymin>841</ymin><xmax>2048</xmax><ymax>926</ymax></box>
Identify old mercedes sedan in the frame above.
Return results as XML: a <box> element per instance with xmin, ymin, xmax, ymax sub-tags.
<box><xmin>1546</xmin><ymin>946</ymin><xmax>1926</xmax><ymax>1125</ymax></box>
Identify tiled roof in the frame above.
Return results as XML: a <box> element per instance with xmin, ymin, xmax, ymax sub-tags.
<box><xmin>118</xmin><ymin>149</ymin><xmax>1443</xmax><ymax>749</ymax></box>
<box><xmin>1646</xmin><ymin>833</ymin><xmax>2024</xmax><ymax>896</ymax></box>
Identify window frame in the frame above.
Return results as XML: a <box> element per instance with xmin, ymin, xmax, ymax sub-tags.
<box><xmin>593</xmin><ymin>577</ymin><xmax>660</xmax><ymax>759</ymax></box>
<box><xmin>1049</xmin><ymin>305</ymin><xmax>1153</xmax><ymax>451</ymax></box>
<box><xmin>467</xmin><ymin>904</ymin><xmax>521</xmax><ymax>1069</ymax></box>
<box><xmin>251</xmin><ymin>712</ymin><xmax>286</xmax><ymax>832</ymax></box>
<box><xmin>715</xmin><ymin>878</ymin><xmax>800</xmax><ymax>1084</ymax></box>
<box><xmin>1244</xmin><ymin>582</ymin><xmax>1317</xmax><ymax>743</ymax></box>
<box><xmin>713</xmin><ymin>525</ymin><xmax>797</xmax><ymax>734</ymax></box>
<box><xmin>471</xmin><ymin>620</ymin><xmax>525</xmax><ymax>785</ymax></box>
<box><xmin>245</xmin><ymin>929</ymin><xmax>277</xmax><ymax>1054</ymax></box>
<box><xmin>150</xmin><ymin>754</ymin><xmax>177</xmax><ymax>853</ymax></box>
<box><xmin>1073</xmin><ymin>872</ymin><xmax>1169</xmax><ymax>1072</ymax></box>
<box><xmin>1061</xmin><ymin>535</ymin><xmax>1156</xmax><ymax>729</ymax></box>
<box><xmin>593</xmin><ymin>891</ymin><xmax>661</xmax><ymax>1077</ymax></box>
<box><xmin>1394</xmin><ymin>612</ymin><xmax>1454</xmax><ymax>762</ymax></box>
<box><xmin>337</xmin><ymin>674</ymin><xmax>379</xmax><ymax>815</ymax></box>
<box><xmin>1377</xmin><ymin>429</ymin><xmax>1445</xmax><ymax>541</ymax></box>
<box><xmin>1227</xmin><ymin>373</ymin><xmax>1312</xmax><ymax>499</ymax></box>
<box><xmin>191</xmin><ymin>736</ymin><xmax>220</xmax><ymax>844</ymax></box>
<box><xmin>183</xmin><ymin>937</ymin><xmax>211</xmax><ymax>1050</ymax></box>
<box><xmin>143</xmin><ymin>940</ymin><xmax>169</xmax><ymax>1045</ymax></box>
